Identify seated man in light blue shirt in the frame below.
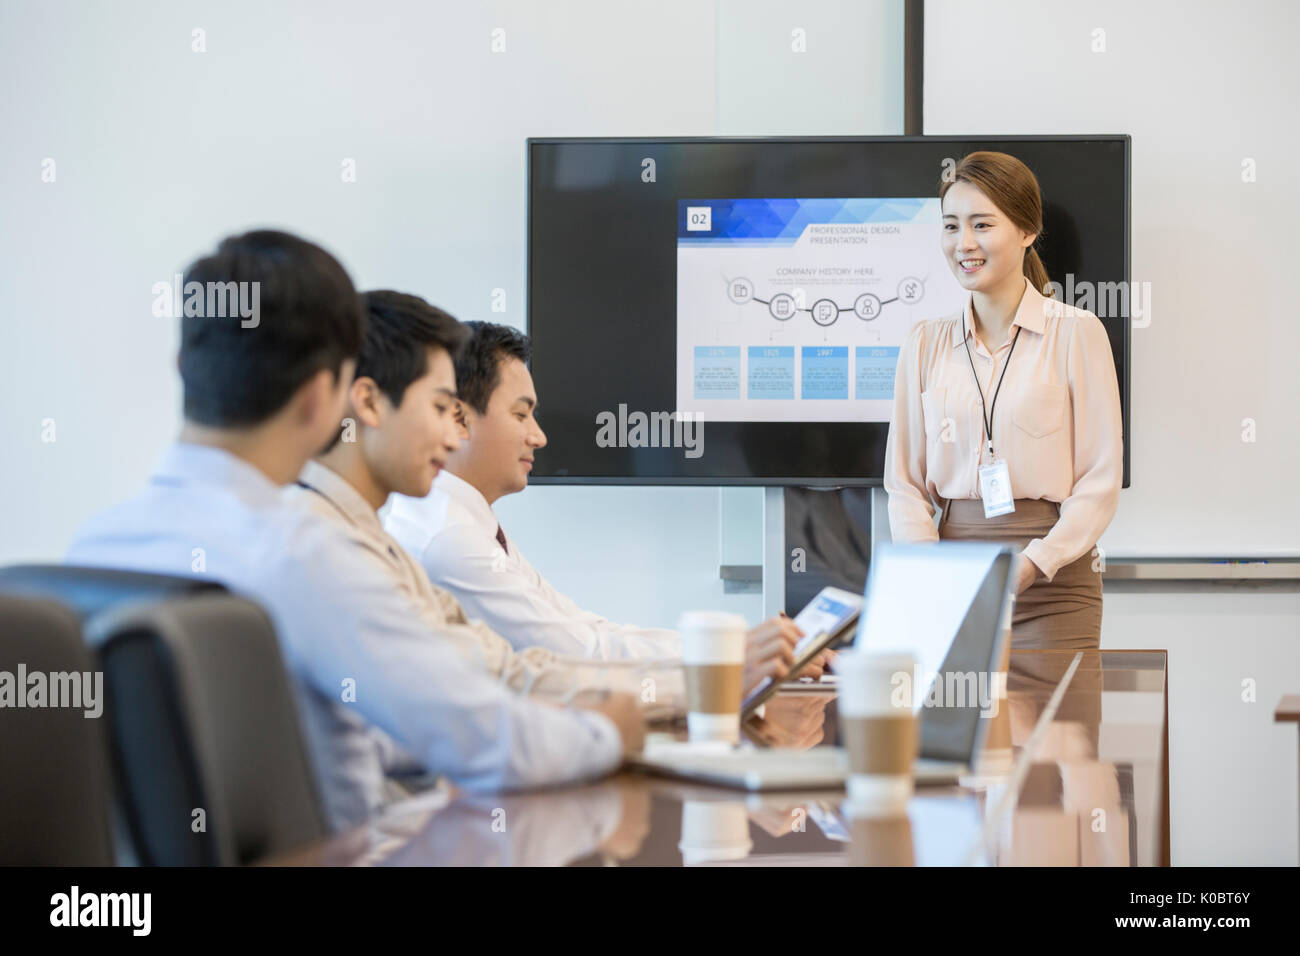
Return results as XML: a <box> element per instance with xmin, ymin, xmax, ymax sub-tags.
<box><xmin>66</xmin><ymin>230</ymin><xmax>643</xmax><ymax>831</ymax></box>
<box><xmin>385</xmin><ymin>322</ymin><xmax>826</xmax><ymax>691</ymax></box>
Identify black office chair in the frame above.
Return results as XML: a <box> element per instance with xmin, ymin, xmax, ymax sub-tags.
<box><xmin>0</xmin><ymin>595</ymin><xmax>115</xmax><ymax>865</ymax></box>
<box><xmin>85</xmin><ymin>594</ymin><xmax>328</xmax><ymax>865</ymax></box>
<box><xmin>0</xmin><ymin>563</ymin><xmax>225</xmax><ymax>620</ymax></box>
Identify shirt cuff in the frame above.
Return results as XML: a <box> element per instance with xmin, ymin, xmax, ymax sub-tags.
<box><xmin>569</xmin><ymin>708</ymin><xmax>625</xmax><ymax>776</ymax></box>
<box><xmin>1021</xmin><ymin>538</ymin><xmax>1061</xmax><ymax>584</ymax></box>
<box><xmin>890</xmin><ymin>512</ymin><xmax>941</xmax><ymax>544</ymax></box>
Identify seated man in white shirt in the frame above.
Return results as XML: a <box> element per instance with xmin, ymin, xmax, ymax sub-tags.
<box><xmin>284</xmin><ymin>290</ymin><xmax>679</xmax><ymax>716</ymax></box>
<box><xmin>385</xmin><ymin>321</ymin><xmax>826</xmax><ymax>691</ymax></box>
<box><xmin>67</xmin><ymin>231</ymin><xmax>643</xmax><ymax>832</ymax></box>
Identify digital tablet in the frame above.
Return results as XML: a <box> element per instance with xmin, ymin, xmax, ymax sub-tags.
<box><xmin>740</xmin><ymin>585</ymin><xmax>862</xmax><ymax>717</ymax></box>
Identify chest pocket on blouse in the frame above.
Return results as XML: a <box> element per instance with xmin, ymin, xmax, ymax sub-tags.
<box><xmin>1012</xmin><ymin>383</ymin><xmax>1067</xmax><ymax>438</ymax></box>
<box><xmin>920</xmin><ymin>387</ymin><xmax>946</xmax><ymax>442</ymax></box>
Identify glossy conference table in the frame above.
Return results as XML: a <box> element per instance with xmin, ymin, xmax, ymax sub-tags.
<box><xmin>276</xmin><ymin>649</ymin><xmax>1169</xmax><ymax>867</ymax></box>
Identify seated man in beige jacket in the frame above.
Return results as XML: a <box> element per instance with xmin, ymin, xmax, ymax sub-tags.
<box><xmin>284</xmin><ymin>291</ymin><xmax>795</xmax><ymax>724</ymax></box>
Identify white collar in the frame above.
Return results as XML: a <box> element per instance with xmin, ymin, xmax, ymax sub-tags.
<box><xmin>435</xmin><ymin>469</ymin><xmax>499</xmax><ymax>537</ymax></box>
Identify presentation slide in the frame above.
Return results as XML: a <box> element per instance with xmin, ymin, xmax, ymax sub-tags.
<box><xmin>676</xmin><ymin>198</ymin><xmax>967</xmax><ymax>423</ymax></box>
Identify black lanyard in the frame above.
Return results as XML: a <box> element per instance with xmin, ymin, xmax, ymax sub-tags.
<box><xmin>296</xmin><ymin>480</ymin><xmax>352</xmax><ymax>525</ymax></box>
<box><xmin>296</xmin><ymin>480</ymin><xmax>402</xmax><ymax>561</ymax></box>
<box><xmin>962</xmin><ymin>316</ymin><xmax>1021</xmax><ymax>459</ymax></box>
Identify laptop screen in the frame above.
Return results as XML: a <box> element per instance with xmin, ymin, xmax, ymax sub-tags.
<box><xmin>852</xmin><ymin>542</ymin><xmax>1013</xmax><ymax>763</ymax></box>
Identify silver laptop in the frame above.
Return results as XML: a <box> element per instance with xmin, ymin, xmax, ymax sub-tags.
<box><xmin>872</xmin><ymin>542</ymin><xmax>1014</xmax><ymax>784</ymax></box>
<box><xmin>634</xmin><ymin>542</ymin><xmax>1013</xmax><ymax>790</ymax></box>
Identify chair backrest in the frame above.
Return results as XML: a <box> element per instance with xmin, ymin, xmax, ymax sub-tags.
<box><xmin>0</xmin><ymin>564</ymin><xmax>225</xmax><ymax>621</ymax></box>
<box><xmin>0</xmin><ymin>595</ymin><xmax>115</xmax><ymax>865</ymax></box>
<box><xmin>86</xmin><ymin>594</ymin><xmax>328</xmax><ymax>865</ymax></box>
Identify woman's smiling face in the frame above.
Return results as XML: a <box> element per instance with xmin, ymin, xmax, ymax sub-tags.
<box><xmin>941</xmin><ymin>181</ymin><xmax>1036</xmax><ymax>293</ymax></box>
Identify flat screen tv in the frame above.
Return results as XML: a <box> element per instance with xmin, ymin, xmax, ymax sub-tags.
<box><xmin>527</xmin><ymin>136</ymin><xmax>1130</xmax><ymax>486</ymax></box>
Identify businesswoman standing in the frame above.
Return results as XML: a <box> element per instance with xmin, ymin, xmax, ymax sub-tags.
<box><xmin>883</xmin><ymin>151</ymin><xmax>1123</xmax><ymax>649</ymax></box>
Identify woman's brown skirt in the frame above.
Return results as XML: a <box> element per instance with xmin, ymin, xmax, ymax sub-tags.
<box><xmin>938</xmin><ymin>497</ymin><xmax>1102</xmax><ymax>651</ymax></box>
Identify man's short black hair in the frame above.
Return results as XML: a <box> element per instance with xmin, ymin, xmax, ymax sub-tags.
<box><xmin>180</xmin><ymin>230</ymin><xmax>363</xmax><ymax>427</ymax></box>
<box><xmin>455</xmin><ymin>321</ymin><xmax>531</xmax><ymax>415</ymax></box>
<box><xmin>358</xmin><ymin>291</ymin><xmax>469</xmax><ymax>407</ymax></box>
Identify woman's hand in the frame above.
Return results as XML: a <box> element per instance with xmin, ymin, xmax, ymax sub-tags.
<box><xmin>1013</xmin><ymin>551</ymin><xmax>1042</xmax><ymax>595</ymax></box>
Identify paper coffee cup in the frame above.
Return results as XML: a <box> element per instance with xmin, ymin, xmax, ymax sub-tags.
<box><xmin>678</xmin><ymin>800</ymin><xmax>752</xmax><ymax>865</ymax></box>
<box><xmin>836</xmin><ymin>651</ymin><xmax>917</xmax><ymax>812</ymax></box>
<box><xmin>678</xmin><ymin>611</ymin><xmax>746</xmax><ymax>745</ymax></box>
<box><xmin>848</xmin><ymin>812</ymin><xmax>916</xmax><ymax>866</ymax></box>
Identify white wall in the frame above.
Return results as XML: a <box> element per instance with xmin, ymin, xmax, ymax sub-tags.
<box><xmin>1103</xmin><ymin>584</ymin><xmax>1300</xmax><ymax>865</ymax></box>
<box><xmin>0</xmin><ymin>0</ymin><xmax>902</xmax><ymax>628</ymax></box>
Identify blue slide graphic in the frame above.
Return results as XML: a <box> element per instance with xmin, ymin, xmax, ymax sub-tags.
<box><xmin>855</xmin><ymin>347</ymin><xmax>900</xmax><ymax>399</ymax></box>
<box><xmin>801</xmin><ymin>347</ymin><xmax>848</xmax><ymax>400</ymax></box>
<box><xmin>694</xmin><ymin>346</ymin><xmax>741</xmax><ymax>399</ymax></box>
<box><xmin>748</xmin><ymin>346</ymin><xmax>795</xmax><ymax>399</ymax></box>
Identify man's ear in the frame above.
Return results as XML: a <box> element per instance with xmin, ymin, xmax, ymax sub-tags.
<box><xmin>349</xmin><ymin>376</ymin><xmax>385</xmax><ymax>429</ymax></box>
<box><xmin>455</xmin><ymin>400</ymin><xmax>473</xmax><ymax>442</ymax></box>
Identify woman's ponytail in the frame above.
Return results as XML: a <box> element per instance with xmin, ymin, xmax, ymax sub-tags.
<box><xmin>1024</xmin><ymin>246</ymin><xmax>1052</xmax><ymax>296</ymax></box>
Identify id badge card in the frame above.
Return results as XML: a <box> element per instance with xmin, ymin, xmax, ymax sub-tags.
<box><xmin>979</xmin><ymin>458</ymin><xmax>1016</xmax><ymax>518</ymax></box>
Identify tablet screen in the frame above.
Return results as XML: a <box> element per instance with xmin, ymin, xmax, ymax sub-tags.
<box><xmin>791</xmin><ymin>587</ymin><xmax>862</xmax><ymax>657</ymax></box>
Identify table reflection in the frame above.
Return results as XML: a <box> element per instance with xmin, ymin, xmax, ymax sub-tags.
<box><xmin>743</xmin><ymin>690</ymin><xmax>835</xmax><ymax>749</ymax></box>
<box><xmin>269</xmin><ymin>651</ymin><xmax>1164</xmax><ymax>867</ymax></box>
<box><xmin>368</xmin><ymin>777</ymin><xmax>653</xmax><ymax>867</ymax></box>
